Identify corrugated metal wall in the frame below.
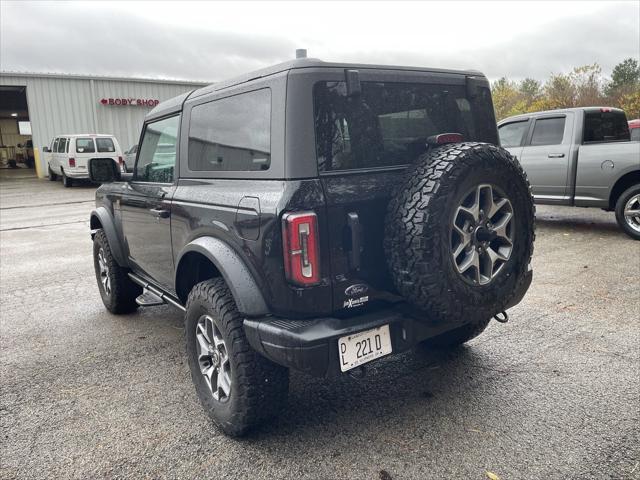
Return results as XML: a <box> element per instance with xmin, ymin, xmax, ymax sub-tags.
<box><xmin>0</xmin><ymin>73</ymin><xmax>205</xmax><ymax>172</ymax></box>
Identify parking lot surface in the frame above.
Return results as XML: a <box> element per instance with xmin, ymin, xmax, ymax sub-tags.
<box><xmin>1</xmin><ymin>170</ymin><xmax>639</xmax><ymax>479</ymax></box>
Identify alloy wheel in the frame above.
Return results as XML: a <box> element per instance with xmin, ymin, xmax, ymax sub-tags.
<box><xmin>196</xmin><ymin>315</ymin><xmax>231</xmax><ymax>402</ymax></box>
<box><xmin>97</xmin><ymin>248</ymin><xmax>111</xmax><ymax>295</ymax></box>
<box><xmin>623</xmin><ymin>193</ymin><xmax>640</xmax><ymax>233</ymax></box>
<box><xmin>451</xmin><ymin>184</ymin><xmax>514</xmax><ymax>285</ymax></box>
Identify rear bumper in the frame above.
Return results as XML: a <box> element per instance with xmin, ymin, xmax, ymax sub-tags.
<box><xmin>244</xmin><ymin>268</ymin><xmax>533</xmax><ymax>377</ymax></box>
<box><xmin>244</xmin><ymin>305</ymin><xmax>459</xmax><ymax>377</ymax></box>
<box><xmin>64</xmin><ymin>169</ymin><xmax>89</xmax><ymax>179</ymax></box>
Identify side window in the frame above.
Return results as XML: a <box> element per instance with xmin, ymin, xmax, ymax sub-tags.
<box><xmin>499</xmin><ymin>121</ymin><xmax>529</xmax><ymax>148</ymax></box>
<box><xmin>530</xmin><ymin>117</ymin><xmax>565</xmax><ymax>146</ymax></box>
<box><xmin>583</xmin><ymin>111</ymin><xmax>630</xmax><ymax>143</ymax></box>
<box><xmin>52</xmin><ymin>138</ymin><xmax>59</xmax><ymax>153</ymax></box>
<box><xmin>66</xmin><ymin>139</ymin><xmax>70</xmax><ymax>153</ymax></box>
<box><xmin>135</xmin><ymin>115</ymin><xmax>180</xmax><ymax>183</ymax></box>
<box><xmin>57</xmin><ymin>138</ymin><xmax>67</xmax><ymax>153</ymax></box>
<box><xmin>76</xmin><ymin>138</ymin><xmax>96</xmax><ymax>153</ymax></box>
<box><xmin>188</xmin><ymin>89</ymin><xmax>271</xmax><ymax>172</ymax></box>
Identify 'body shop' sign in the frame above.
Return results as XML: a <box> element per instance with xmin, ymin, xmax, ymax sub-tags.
<box><xmin>100</xmin><ymin>98</ymin><xmax>160</xmax><ymax>107</ymax></box>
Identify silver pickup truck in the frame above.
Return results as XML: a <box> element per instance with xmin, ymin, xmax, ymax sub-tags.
<box><xmin>498</xmin><ymin>107</ymin><xmax>640</xmax><ymax>239</ymax></box>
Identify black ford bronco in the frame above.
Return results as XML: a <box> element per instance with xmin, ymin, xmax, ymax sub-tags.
<box><xmin>89</xmin><ymin>58</ymin><xmax>535</xmax><ymax>436</ymax></box>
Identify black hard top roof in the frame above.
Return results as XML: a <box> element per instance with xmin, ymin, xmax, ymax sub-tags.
<box><xmin>148</xmin><ymin>58</ymin><xmax>485</xmax><ymax>119</ymax></box>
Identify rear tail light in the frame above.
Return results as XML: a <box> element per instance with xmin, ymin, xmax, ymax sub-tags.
<box><xmin>282</xmin><ymin>211</ymin><xmax>320</xmax><ymax>286</ymax></box>
<box><xmin>68</xmin><ymin>158</ymin><xmax>76</xmax><ymax>167</ymax></box>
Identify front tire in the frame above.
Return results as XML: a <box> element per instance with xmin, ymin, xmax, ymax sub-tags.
<box><xmin>185</xmin><ymin>278</ymin><xmax>289</xmax><ymax>437</ymax></box>
<box><xmin>615</xmin><ymin>185</ymin><xmax>640</xmax><ymax>240</ymax></box>
<box><xmin>48</xmin><ymin>166</ymin><xmax>58</xmax><ymax>181</ymax></box>
<box><xmin>92</xmin><ymin>229</ymin><xmax>141</xmax><ymax>313</ymax></box>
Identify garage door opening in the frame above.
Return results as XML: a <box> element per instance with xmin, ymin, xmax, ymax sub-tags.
<box><xmin>0</xmin><ymin>85</ymin><xmax>35</xmax><ymax>177</ymax></box>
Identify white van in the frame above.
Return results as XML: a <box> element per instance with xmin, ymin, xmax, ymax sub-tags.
<box><xmin>46</xmin><ymin>134</ymin><xmax>124</xmax><ymax>187</ymax></box>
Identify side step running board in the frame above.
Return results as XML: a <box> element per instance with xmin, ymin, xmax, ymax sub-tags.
<box><xmin>136</xmin><ymin>290</ymin><xmax>164</xmax><ymax>307</ymax></box>
<box><xmin>128</xmin><ymin>273</ymin><xmax>186</xmax><ymax>312</ymax></box>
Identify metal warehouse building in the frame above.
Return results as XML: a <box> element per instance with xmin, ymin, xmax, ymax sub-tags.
<box><xmin>0</xmin><ymin>72</ymin><xmax>206</xmax><ymax>177</ymax></box>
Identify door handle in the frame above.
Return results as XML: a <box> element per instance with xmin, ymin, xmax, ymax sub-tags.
<box><xmin>347</xmin><ymin>212</ymin><xmax>362</xmax><ymax>271</ymax></box>
<box><xmin>149</xmin><ymin>208</ymin><xmax>170</xmax><ymax>218</ymax></box>
<box><xmin>548</xmin><ymin>153</ymin><xmax>565</xmax><ymax>158</ymax></box>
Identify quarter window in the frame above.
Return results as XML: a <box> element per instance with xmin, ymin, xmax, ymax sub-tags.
<box><xmin>135</xmin><ymin>115</ymin><xmax>180</xmax><ymax>183</ymax></box>
<box><xmin>499</xmin><ymin>121</ymin><xmax>529</xmax><ymax>148</ymax></box>
<box><xmin>188</xmin><ymin>89</ymin><xmax>271</xmax><ymax>172</ymax></box>
<box><xmin>530</xmin><ymin>117</ymin><xmax>565</xmax><ymax>146</ymax></box>
<box><xmin>76</xmin><ymin>138</ymin><xmax>96</xmax><ymax>153</ymax></box>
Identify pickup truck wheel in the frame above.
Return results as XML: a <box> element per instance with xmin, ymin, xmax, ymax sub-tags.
<box><xmin>48</xmin><ymin>166</ymin><xmax>58</xmax><ymax>181</ymax></box>
<box><xmin>92</xmin><ymin>229</ymin><xmax>141</xmax><ymax>313</ymax></box>
<box><xmin>615</xmin><ymin>185</ymin><xmax>640</xmax><ymax>240</ymax></box>
<box><xmin>385</xmin><ymin>142</ymin><xmax>535</xmax><ymax>325</ymax></box>
<box><xmin>185</xmin><ymin>278</ymin><xmax>289</xmax><ymax>437</ymax></box>
<box><xmin>62</xmin><ymin>170</ymin><xmax>72</xmax><ymax>188</ymax></box>
<box><xmin>419</xmin><ymin>318</ymin><xmax>491</xmax><ymax>349</ymax></box>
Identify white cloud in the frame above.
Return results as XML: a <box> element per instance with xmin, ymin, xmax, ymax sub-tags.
<box><xmin>1</xmin><ymin>1</ymin><xmax>638</xmax><ymax>83</ymax></box>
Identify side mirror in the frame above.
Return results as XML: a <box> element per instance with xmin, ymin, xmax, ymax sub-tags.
<box><xmin>88</xmin><ymin>158</ymin><xmax>120</xmax><ymax>183</ymax></box>
<box><xmin>42</xmin><ymin>147</ymin><xmax>49</xmax><ymax>152</ymax></box>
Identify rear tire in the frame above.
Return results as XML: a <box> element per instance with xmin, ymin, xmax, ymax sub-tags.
<box><xmin>62</xmin><ymin>170</ymin><xmax>72</xmax><ymax>188</ymax></box>
<box><xmin>185</xmin><ymin>278</ymin><xmax>289</xmax><ymax>437</ymax></box>
<box><xmin>615</xmin><ymin>184</ymin><xmax>640</xmax><ymax>240</ymax></box>
<box><xmin>419</xmin><ymin>318</ymin><xmax>491</xmax><ymax>349</ymax></box>
<box><xmin>92</xmin><ymin>229</ymin><xmax>141</xmax><ymax>314</ymax></box>
<box><xmin>48</xmin><ymin>166</ymin><xmax>58</xmax><ymax>181</ymax></box>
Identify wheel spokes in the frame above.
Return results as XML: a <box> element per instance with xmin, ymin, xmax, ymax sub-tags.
<box><xmin>451</xmin><ymin>184</ymin><xmax>514</xmax><ymax>285</ymax></box>
<box><xmin>195</xmin><ymin>315</ymin><xmax>231</xmax><ymax>402</ymax></box>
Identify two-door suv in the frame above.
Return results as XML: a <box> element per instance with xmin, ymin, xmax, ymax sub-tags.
<box><xmin>89</xmin><ymin>57</ymin><xmax>535</xmax><ymax>436</ymax></box>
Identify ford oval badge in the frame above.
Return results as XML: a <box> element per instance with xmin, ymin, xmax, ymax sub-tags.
<box><xmin>345</xmin><ymin>283</ymin><xmax>368</xmax><ymax>296</ymax></box>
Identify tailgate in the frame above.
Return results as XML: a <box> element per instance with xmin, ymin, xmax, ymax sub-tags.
<box><xmin>313</xmin><ymin>74</ymin><xmax>498</xmax><ymax>313</ymax></box>
<box><xmin>321</xmin><ymin>170</ymin><xmax>405</xmax><ymax>312</ymax></box>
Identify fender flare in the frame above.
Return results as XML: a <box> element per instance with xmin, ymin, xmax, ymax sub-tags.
<box><xmin>90</xmin><ymin>207</ymin><xmax>127</xmax><ymax>267</ymax></box>
<box><xmin>175</xmin><ymin>236</ymin><xmax>269</xmax><ymax>316</ymax></box>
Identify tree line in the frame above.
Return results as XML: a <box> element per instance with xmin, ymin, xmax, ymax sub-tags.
<box><xmin>491</xmin><ymin>58</ymin><xmax>640</xmax><ymax>121</ymax></box>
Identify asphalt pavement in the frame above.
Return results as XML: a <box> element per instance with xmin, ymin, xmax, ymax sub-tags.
<box><xmin>1</xmin><ymin>169</ymin><xmax>638</xmax><ymax>479</ymax></box>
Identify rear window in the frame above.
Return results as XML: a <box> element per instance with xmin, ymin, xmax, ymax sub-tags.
<box><xmin>584</xmin><ymin>111</ymin><xmax>630</xmax><ymax>143</ymax></box>
<box><xmin>76</xmin><ymin>138</ymin><xmax>95</xmax><ymax>153</ymax></box>
<box><xmin>530</xmin><ymin>117</ymin><xmax>565</xmax><ymax>146</ymax></box>
<box><xmin>313</xmin><ymin>81</ymin><xmax>497</xmax><ymax>171</ymax></box>
<box><xmin>96</xmin><ymin>137</ymin><xmax>116</xmax><ymax>153</ymax></box>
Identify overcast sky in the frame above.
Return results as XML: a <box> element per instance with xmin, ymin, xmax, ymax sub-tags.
<box><xmin>1</xmin><ymin>1</ymin><xmax>638</xmax><ymax>84</ymax></box>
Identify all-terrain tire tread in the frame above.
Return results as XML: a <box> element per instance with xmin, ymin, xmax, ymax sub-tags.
<box><xmin>186</xmin><ymin>278</ymin><xmax>289</xmax><ymax>437</ymax></box>
<box><xmin>385</xmin><ymin>142</ymin><xmax>535</xmax><ymax>324</ymax></box>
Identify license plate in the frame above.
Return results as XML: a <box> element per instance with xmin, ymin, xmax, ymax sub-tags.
<box><xmin>338</xmin><ymin>325</ymin><xmax>392</xmax><ymax>372</ymax></box>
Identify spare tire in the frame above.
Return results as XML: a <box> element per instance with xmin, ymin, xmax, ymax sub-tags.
<box><xmin>384</xmin><ymin>142</ymin><xmax>535</xmax><ymax>324</ymax></box>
